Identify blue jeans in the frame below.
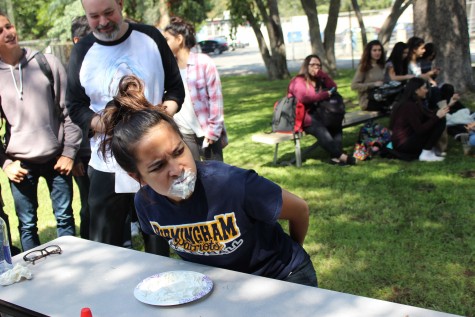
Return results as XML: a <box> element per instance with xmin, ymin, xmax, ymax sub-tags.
<box><xmin>9</xmin><ymin>159</ymin><xmax>75</xmax><ymax>251</ymax></box>
<box><xmin>469</xmin><ymin>131</ymin><xmax>475</xmax><ymax>147</ymax></box>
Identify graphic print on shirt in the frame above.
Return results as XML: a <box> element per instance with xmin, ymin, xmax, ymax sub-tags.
<box><xmin>149</xmin><ymin>212</ymin><xmax>243</xmax><ymax>255</ymax></box>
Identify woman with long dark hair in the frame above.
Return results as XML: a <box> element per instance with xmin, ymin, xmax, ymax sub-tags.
<box><xmin>385</xmin><ymin>41</ymin><xmax>414</xmax><ymax>83</ymax></box>
<box><xmin>163</xmin><ymin>16</ymin><xmax>227</xmax><ymax>162</ymax></box>
<box><xmin>390</xmin><ymin>77</ymin><xmax>449</xmax><ymax>161</ymax></box>
<box><xmin>289</xmin><ymin>54</ymin><xmax>354</xmax><ymax>165</ymax></box>
<box><xmin>351</xmin><ymin>40</ymin><xmax>387</xmax><ymax>111</ymax></box>
<box><xmin>407</xmin><ymin>37</ymin><xmax>439</xmax><ymax>87</ymax></box>
<box><xmin>419</xmin><ymin>42</ymin><xmax>437</xmax><ymax>75</ymax></box>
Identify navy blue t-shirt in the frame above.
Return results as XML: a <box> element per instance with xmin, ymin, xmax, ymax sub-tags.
<box><xmin>135</xmin><ymin>161</ymin><xmax>308</xmax><ymax>280</ymax></box>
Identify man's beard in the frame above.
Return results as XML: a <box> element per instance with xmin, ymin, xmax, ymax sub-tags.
<box><xmin>94</xmin><ymin>22</ymin><xmax>121</xmax><ymax>41</ymax></box>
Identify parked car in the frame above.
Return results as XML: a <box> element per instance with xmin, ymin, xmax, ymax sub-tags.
<box><xmin>198</xmin><ymin>39</ymin><xmax>229</xmax><ymax>54</ymax></box>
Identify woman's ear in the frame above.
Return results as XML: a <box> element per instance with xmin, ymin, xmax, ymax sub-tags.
<box><xmin>128</xmin><ymin>172</ymin><xmax>146</xmax><ymax>185</ymax></box>
<box><xmin>178</xmin><ymin>34</ymin><xmax>185</xmax><ymax>47</ymax></box>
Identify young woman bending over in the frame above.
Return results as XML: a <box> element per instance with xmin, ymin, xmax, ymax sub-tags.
<box><xmin>99</xmin><ymin>75</ymin><xmax>318</xmax><ymax>287</ymax></box>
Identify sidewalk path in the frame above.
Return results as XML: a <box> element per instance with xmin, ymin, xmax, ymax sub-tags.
<box><xmin>211</xmin><ymin>46</ymin><xmax>360</xmax><ymax>76</ymax></box>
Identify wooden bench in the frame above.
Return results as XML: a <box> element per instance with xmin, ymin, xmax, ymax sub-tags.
<box><xmin>251</xmin><ymin>110</ymin><xmax>387</xmax><ymax>167</ymax></box>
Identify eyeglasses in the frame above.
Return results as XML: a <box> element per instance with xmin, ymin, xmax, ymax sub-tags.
<box><xmin>23</xmin><ymin>245</ymin><xmax>62</xmax><ymax>265</ymax></box>
<box><xmin>309</xmin><ymin>63</ymin><xmax>321</xmax><ymax>68</ymax></box>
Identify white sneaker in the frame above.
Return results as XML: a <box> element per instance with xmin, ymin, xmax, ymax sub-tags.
<box><xmin>419</xmin><ymin>150</ymin><xmax>444</xmax><ymax>162</ymax></box>
<box><xmin>433</xmin><ymin>148</ymin><xmax>447</xmax><ymax>157</ymax></box>
<box><xmin>131</xmin><ymin>221</ymin><xmax>140</xmax><ymax>237</ymax></box>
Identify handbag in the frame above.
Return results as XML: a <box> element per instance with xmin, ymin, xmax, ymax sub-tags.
<box><xmin>368</xmin><ymin>81</ymin><xmax>403</xmax><ymax>102</ymax></box>
<box><xmin>316</xmin><ymin>92</ymin><xmax>346</xmax><ymax>128</ymax></box>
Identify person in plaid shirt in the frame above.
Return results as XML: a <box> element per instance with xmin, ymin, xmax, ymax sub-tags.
<box><xmin>164</xmin><ymin>16</ymin><xmax>227</xmax><ymax>161</ymax></box>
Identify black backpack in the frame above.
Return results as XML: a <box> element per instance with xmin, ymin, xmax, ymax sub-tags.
<box><xmin>34</xmin><ymin>52</ymin><xmax>64</xmax><ymax>121</ymax></box>
<box><xmin>316</xmin><ymin>92</ymin><xmax>346</xmax><ymax>129</ymax></box>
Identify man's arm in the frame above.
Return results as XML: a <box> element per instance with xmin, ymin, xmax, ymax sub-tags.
<box><xmin>65</xmin><ymin>40</ymin><xmax>96</xmax><ymax>133</ymax></box>
<box><xmin>49</xmin><ymin>54</ymin><xmax>82</xmax><ymax>175</ymax></box>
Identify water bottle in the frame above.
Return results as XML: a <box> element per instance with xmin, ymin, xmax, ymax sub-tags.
<box><xmin>0</xmin><ymin>217</ymin><xmax>13</xmax><ymax>275</ymax></box>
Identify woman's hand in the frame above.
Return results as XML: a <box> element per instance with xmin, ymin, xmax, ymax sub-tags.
<box><xmin>436</xmin><ymin>106</ymin><xmax>450</xmax><ymax>118</ymax></box>
<box><xmin>449</xmin><ymin>93</ymin><xmax>460</xmax><ymax>106</ymax></box>
<box><xmin>373</xmin><ymin>81</ymin><xmax>384</xmax><ymax>87</ymax></box>
<box><xmin>432</xmin><ymin>68</ymin><xmax>441</xmax><ymax>76</ymax></box>
<box><xmin>465</xmin><ymin>122</ymin><xmax>475</xmax><ymax>131</ymax></box>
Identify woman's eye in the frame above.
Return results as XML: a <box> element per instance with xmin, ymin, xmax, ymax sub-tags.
<box><xmin>173</xmin><ymin>147</ymin><xmax>185</xmax><ymax>157</ymax></box>
<box><xmin>149</xmin><ymin>163</ymin><xmax>164</xmax><ymax>173</ymax></box>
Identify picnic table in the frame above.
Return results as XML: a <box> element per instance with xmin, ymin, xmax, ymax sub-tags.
<box><xmin>0</xmin><ymin>236</ymin><xmax>462</xmax><ymax>317</ymax></box>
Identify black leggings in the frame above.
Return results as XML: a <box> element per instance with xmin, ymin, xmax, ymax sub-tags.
<box><xmin>304</xmin><ymin>114</ymin><xmax>343</xmax><ymax>159</ymax></box>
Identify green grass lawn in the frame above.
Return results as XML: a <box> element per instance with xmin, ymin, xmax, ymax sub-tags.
<box><xmin>1</xmin><ymin>70</ymin><xmax>474</xmax><ymax>316</ymax></box>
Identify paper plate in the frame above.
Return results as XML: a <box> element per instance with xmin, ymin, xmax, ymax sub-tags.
<box><xmin>134</xmin><ymin>271</ymin><xmax>213</xmax><ymax>306</ymax></box>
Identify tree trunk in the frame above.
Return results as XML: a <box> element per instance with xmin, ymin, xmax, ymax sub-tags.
<box><xmin>323</xmin><ymin>0</ymin><xmax>341</xmax><ymax>76</ymax></box>
<box><xmin>254</xmin><ymin>0</ymin><xmax>290</xmax><ymax>80</ymax></box>
<box><xmin>413</xmin><ymin>0</ymin><xmax>475</xmax><ymax>92</ymax></box>
<box><xmin>246</xmin><ymin>9</ymin><xmax>274</xmax><ymax>76</ymax></box>
<box><xmin>300</xmin><ymin>0</ymin><xmax>340</xmax><ymax>77</ymax></box>
<box><xmin>300</xmin><ymin>0</ymin><xmax>324</xmax><ymax>63</ymax></box>
<box><xmin>300</xmin><ymin>0</ymin><xmax>324</xmax><ymax>57</ymax></box>
<box><xmin>228</xmin><ymin>0</ymin><xmax>289</xmax><ymax>80</ymax></box>
<box><xmin>378</xmin><ymin>0</ymin><xmax>412</xmax><ymax>50</ymax></box>
<box><xmin>351</xmin><ymin>0</ymin><xmax>367</xmax><ymax>50</ymax></box>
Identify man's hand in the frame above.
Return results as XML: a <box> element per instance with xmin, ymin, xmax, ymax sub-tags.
<box><xmin>54</xmin><ymin>156</ymin><xmax>74</xmax><ymax>175</ymax></box>
<box><xmin>72</xmin><ymin>161</ymin><xmax>86</xmax><ymax>177</ymax></box>
<box><xmin>4</xmin><ymin>160</ymin><xmax>29</xmax><ymax>183</ymax></box>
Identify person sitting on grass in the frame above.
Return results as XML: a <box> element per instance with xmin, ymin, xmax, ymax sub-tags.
<box><xmin>389</xmin><ymin>77</ymin><xmax>449</xmax><ymax>162</ymax></box>
<box><xmin>98</xmin><ymin>75</ymin><xmax>318</xmax><ymax>287</ymax></box>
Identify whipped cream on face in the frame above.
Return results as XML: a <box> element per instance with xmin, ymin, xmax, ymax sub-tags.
<box><xmin>168</xmin><ymin>169</ymin><xmax>197</xmax><ymax>200</ymax></box>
